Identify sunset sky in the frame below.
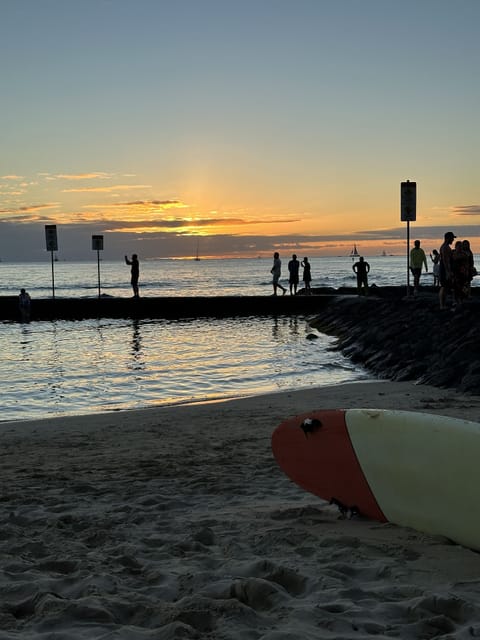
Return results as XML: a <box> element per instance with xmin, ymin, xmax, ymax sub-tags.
<box><xmin>1</xmin><ymin>0</ymin><xmax>479</xmax><ymax>261</ymax></box>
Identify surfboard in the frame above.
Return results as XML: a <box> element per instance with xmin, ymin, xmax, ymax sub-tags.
<box><xmin>272</xmin><ymin>409</ymin><xmax>480</xmax><ymax>551</ymax></box>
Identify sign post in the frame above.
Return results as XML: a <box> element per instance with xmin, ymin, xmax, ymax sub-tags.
<box><xmin>401</xmin><ymin>181</ymin><xmax>417</xmax><ymax>296</ymax></box>
<box><xmin>92</xmin><ymin>235</ymin><xmax>104</xmax><ymax>298</ymax></box>
<box><xmin>45</xmin><ymin>225</ymin><xmax>58</xmax><ymax>299</ymax></box>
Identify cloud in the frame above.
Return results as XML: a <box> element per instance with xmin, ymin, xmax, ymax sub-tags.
<box><xmin>106</xmin><ymin>216</ymin><xmax>301</xmax><ymax>233</ymax></box>
<box><xmin>119</xmin><ymin>200</ymin><xmax>184</xmax><ymax>207</ymax></box>
<box><xmin>62</xmin><ymin>184</ymin><xmax>151</xmax><ymax>193</ymax></box>
<box><xmin>55</xmin><ymin>172</ymin><xmax>112</xmax><ymax>180</ymax></box>
<box><xmin>0</xmin><ymin>202</ymin><xmax>59</xmax><ymax>215</ymax></box>
<box><xmin>451</xmin><ymin>205</ymin><xmax>480</xmax><ymax>216</ymax></box>
<box><xmin>3</xmin><ymin>218</ymin><xmax>480</xmax><ymax>262</ymax></box>
<box><xmin>1</xmin><ymin>175</ymin><xmax>24</xmax><ymax>180</ymax></box>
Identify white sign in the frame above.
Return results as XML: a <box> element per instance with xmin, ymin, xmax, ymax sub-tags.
<box><xmin>92</xmin><ymin>235</ymin><xmax>104</xmax><ymax>251</ymax></box>
<box><xmin>45</xmin><ymin>225</ymin><xmax>58</xmax><ymax>251</ymax></box>
<box><xmin>401</xmin><ymin>181</ymin><xmax>416</xmax><ymax>222</ymax></box>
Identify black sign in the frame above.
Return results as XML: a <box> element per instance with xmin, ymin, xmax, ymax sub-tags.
<box><xmin>45</xmin><ymin>225</ymin><xmax>58</xmax><ymax>252</ymax></box>
<box><xmin>401</xmin><ymin>181</ymin><xmax>417</xmax><ymax>222</ymax></box>
<box><xmin>92</xmin><ymin>235</ymin><xmax>104</xmax><ymax>251</ymax></box>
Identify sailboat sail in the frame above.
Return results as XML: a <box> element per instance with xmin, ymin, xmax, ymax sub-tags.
<box><xmin>350</xmin><ymin>244</ymin><xmax>359</xmax><ymax>259</ymax></box>
<box><xmin>194</xmin><ymin>239</ymin><xmax>200</xmax><ymax>261</ymax></box>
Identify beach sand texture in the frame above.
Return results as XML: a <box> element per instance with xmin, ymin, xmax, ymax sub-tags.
<box><xmin>2</xmin><ymin>381</ymin><xmax>480</xmax><ymax>638</ymax></box>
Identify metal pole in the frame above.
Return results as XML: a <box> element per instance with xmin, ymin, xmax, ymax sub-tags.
<box><xmin>406</xmin><ymin>220</ymin><xmax>410</xmax><ymax>297</ymax></box>
<box><xmin>51</xmin><ymin>250</ymin><xmax>56</xmax><ymax>299</ymax></box>
<box><xmin>97</xmin><ymin>249</ymin><xmax>101</xmax><ymax>298</ymax></box>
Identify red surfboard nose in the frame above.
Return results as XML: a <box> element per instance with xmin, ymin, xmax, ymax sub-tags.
<box><xmin>272</xmin><ymin>410</ymin><xmax>387</xmax><ymax>522</ymax></box>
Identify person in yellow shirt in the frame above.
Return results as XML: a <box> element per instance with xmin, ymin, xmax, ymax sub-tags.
<box><xmin>410</xmin><ymin>240</ymin><xmax>428</xmax><ymax>295</ymax></box>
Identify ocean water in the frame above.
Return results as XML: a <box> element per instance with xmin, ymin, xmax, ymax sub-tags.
<box><xmin>1</xmin><ymin>254</ymin><xmax>474</xmax><ymax>424</ymax></box>
<box><xmin>0</xmin><ymin>254</ymin><xmax>460</xmax><ymax>299</ymax></box>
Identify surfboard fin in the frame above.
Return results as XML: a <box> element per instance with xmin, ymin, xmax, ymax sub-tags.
<box><xmin>300</xmin><ymin>417</ymin><xmax>322</xmax><ymax>436</ymax></box>
<box><xmin>330</xmin><ymin>498</ymin><xmax>360</xmax><ymax>519</ymax></box>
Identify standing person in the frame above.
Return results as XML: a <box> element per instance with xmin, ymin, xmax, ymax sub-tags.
<box><xmin>409</xmin><ymin>240</ymin><xmax>428</xmax><ymax>295</ymax></box>
<box><xmin>125</xmin><ymin>253</ymin><xmax>140</xmax><ymax>298</ymax></box>
<box><xmin>352</xmin><ymin>256</ymin><xmax>370</xmax><ymax>296</ymax></box>
<box><xmin>18</xmin><ymin>288</ymin><xmax>31</xmax><ymax>322</ymax></box>
<box><xmin>301</xmin><ymin>257</ymin><xmax>312</xmax><ymax>295</ymax></box>
<box><xmin>430</xmin><ymin>249</ymin><xmax>440</xmax><ymax>287</ymax></box>
<box><xmin>439</xmin><ymin>231</ymin><xmax>456</xmax><ymax>310</ymax></box>
<box><xmin>462</xmin><ymin>239</ymin><xmax>476</xmax><ymax>298</ymax></box>
<box><xmin>288</xmin><ymin>254</ymin><xmax>300</xmax><ymax>295</ymax></box>
<box><xmin>270</xmin><ymin>252</ymin><xmax>287</xmax><ymax>296</ymax></box>
<box><xmin>452</xmin><ymin>240</ymin><xmax>470</xmax><ymax>306</ymax></box>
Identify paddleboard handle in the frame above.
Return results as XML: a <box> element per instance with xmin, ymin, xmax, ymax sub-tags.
<box><xmin>300</xmin><ymin>417</ymin><xmax>322</xmax><ymax>437</ymax></box>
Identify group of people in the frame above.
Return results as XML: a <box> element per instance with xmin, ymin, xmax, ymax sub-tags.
<box><xmin>271</xmin><ymin>252</ymin><xmax>370</xmax><ymax>297</ymax></box>
<box><xmin>271</xmin><ymin>253</ymin><xmax>312</xmax><ymax>296</ymax></box>
<box><xmin>408</xmin><ymin>233</ymin><xmax>476</xmax><ymax>308</ymax></box>
<box><xmin>437</xmin><ymin>232</ymin><xmax>476</xmax><ymax>309</ymax></box>
<box><xmin>274</xmin><ymin>234</ymin><xmax>476</xmax><ymax>304</ymax></box>
<box><xmin>16</xmin><ymin>240</ymin><xmax>476</xmax><ymax>320</ymax></box>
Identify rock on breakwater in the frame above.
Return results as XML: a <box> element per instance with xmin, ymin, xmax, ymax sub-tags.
<box><xmin>311</xmin><ymin>295</ymin><xmax>480</xmax><ymax>394</ymax></box>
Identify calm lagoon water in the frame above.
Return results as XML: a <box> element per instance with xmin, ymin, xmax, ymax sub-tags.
<box><xmin>1</xmin><ymin>315</ymin><xmax>368</xmax><ymax>423</ymax></box>
<box><xmin>4</xmin><ymin>254</ymin><xmax>459</xmax><ymax>424</ymax></box>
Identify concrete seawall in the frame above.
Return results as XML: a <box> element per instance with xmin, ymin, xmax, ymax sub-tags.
<box><xmin>2</xmin><ymin>286</ymin><xmax>472</xmax><ymax>322</ymax></box>
<box><xmin>0</xmin><ymin>293</ymin><xmax>340</xmax><ymax>321</ymax></box>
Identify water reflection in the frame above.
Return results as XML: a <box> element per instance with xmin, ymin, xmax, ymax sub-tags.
<box><xmin>130</xmin><ymin>319</ymin><xmax>145</xmax><ymax>371</ymax></box>
<box><xmin>45</xmin><ymin>322</ymin><xmax>66</xmax><ymax>407</ymax></box>
<box><xmin>0</xmin><ymin>315</ymin><xmax>368</xmax><ymax>422</ymax></box>
<box><xmin>19</xmin><ymin>324</ymin><xmax>33</xmax><ymax>361</ymax></box>
<box><xmin>271</xmin><ymin>316</ymin><xmax>298</xmax><ymax>342</ymax></box>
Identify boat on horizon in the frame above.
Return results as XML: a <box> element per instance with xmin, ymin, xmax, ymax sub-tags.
<box><xmin>194</xmin><ymin>239</ymin><xmax>200</xmax><ymax>261</ymax></box>
<box><xmin>350</xmin><ymin>244</ymin><xmax>360</xmax><ymax>260</ymax></box>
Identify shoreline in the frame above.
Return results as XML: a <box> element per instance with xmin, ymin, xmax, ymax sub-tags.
<box><xmin>3</xmin><ymin>382</ymin><xmax>480</xmax><ymax>636</ymax></box>
<box><xmin>0</xmin><ymin>376</ymin><xmax>374</xmax><ymax>426</ymax></box>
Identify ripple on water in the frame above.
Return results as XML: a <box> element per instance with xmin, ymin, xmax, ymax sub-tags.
<box><xmin>0</xmin><ymin>316</ymin><xmax>368</xmax><ymax>422</ymax></box>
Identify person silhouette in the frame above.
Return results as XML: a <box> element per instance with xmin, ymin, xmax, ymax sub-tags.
<box><xmin>301</xmin><ymin>257</ymin><xmax>312</xmax><ymax>295</ymax></box>
<box><xmin>288</xmin><ymin>254</ymin><xmax>300</xmax><ymax>295</ymax></box>
<box><xmin>18</xmin><ymin>288</ymin><xmax>31</xmax><ymax>322</ymax></box>
<box><xmin>352</xmin><ymin>256</ymin><xmax>370</xmax><ymax>296</ymax></box>
<box><xmin>430</xmin><ymin>249</ymin><xmax>440</xmax><ymax>287</ymax></box>
<box><xmin>439</xmin><ymin>231</ymin><xmax>456</xmax><ymax>310</ymax></box>
<box><xmin>410</xmin><ymin>240</ymin><xmax>428</xmax><ymax>295</ymax></box>
<box><xmin>271</xmin><ymin>252</ymin><xmax>287</xmax><ymax>296</ymax></box>
<box><xmin>125</xmin><ymin>254</ymin><xmax>140</xmax><ymax>297</ymax></box>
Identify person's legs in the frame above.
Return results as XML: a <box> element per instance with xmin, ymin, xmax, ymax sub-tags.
<box><xmin>363</xmin><ymin>276</ymin><xmax>369</xmax><ymax>296</ymax></box>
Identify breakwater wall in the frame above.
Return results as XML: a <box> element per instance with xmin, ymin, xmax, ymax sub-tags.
<box><xmin>0</xmin><ymin>286</ymin><xmax>444</xmax><ymax>322</ymax></box>
<box><xmin>311</xmin><ymin>294</ymin><xmax>480</xmax><ymax>394</ymax></box>
<box><xmin>0</xmin><ymin>293</ymin><xmax>340</xmax><ymax>321</ymax></box>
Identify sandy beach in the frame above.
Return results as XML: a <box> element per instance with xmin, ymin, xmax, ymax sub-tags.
<box><xmin>2</xmin><ymin>381</ymin><xmax>480</xmax><ymax>639</ymax></box>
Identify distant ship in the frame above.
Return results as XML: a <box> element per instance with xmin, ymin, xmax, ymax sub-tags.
<box><xmin>194</xmin><ymin>239</ymin><xmax>200</xmax><ymax>261</ymax></box>
<box><xmin>350</xmin><ymin>244</ymin><xmax>360</xmax><ymax>260</ymax></box>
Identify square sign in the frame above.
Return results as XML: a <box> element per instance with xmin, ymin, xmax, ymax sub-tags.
<box><xmin>92</xmin><ymin>235</ymin><xmax>104</xmax><ymax>250</ymax></box>
<box><xmin>401</xmin><ymin>181</ymin><xmax>416</xmax><ymax>222</ymax></box>
<box><xmin>45</xmin><ymin>225</ymin><xmax>58</xmax><ymax>251</ymax></box>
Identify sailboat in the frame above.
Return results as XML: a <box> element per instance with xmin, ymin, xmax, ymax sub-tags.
<box><xmin>350</xmin><ymin>244</ymin><xmax>360</xmax><ymax>260</ymax></box>
<box><xmin>194</xmin><ymin>238</ymin><xmax>200</xmax><ymax>261</ymax></box>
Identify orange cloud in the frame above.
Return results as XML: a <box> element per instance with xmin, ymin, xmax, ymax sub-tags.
<box><xmin>117</xmin><ymin>200</ymin><xmax>186</xmax><ymax>208</ymax></box>
<box><xmin>62</xmin><ymin>184</ymin><xmax>151</xmax><ymax>193</ymax></box>
<box><xmin>0</xmin><ymin>202</ymin><xmax>59</xmax><ymax>215</ymax></box>
<box><xmin>106</xmin><ymin>215</ymin><xmax>301</xmax><ymax>234</ymax></box>
<box><xmin>55</xmin><ymin>172</ymin><xmax>112</xmax><ymax>180</ymax></box>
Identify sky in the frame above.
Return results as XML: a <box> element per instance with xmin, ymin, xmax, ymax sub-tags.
<box><xmin>1</xmin><ymin>0</ymin><xmax>479</xmax><ymax>261</ymax></box>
